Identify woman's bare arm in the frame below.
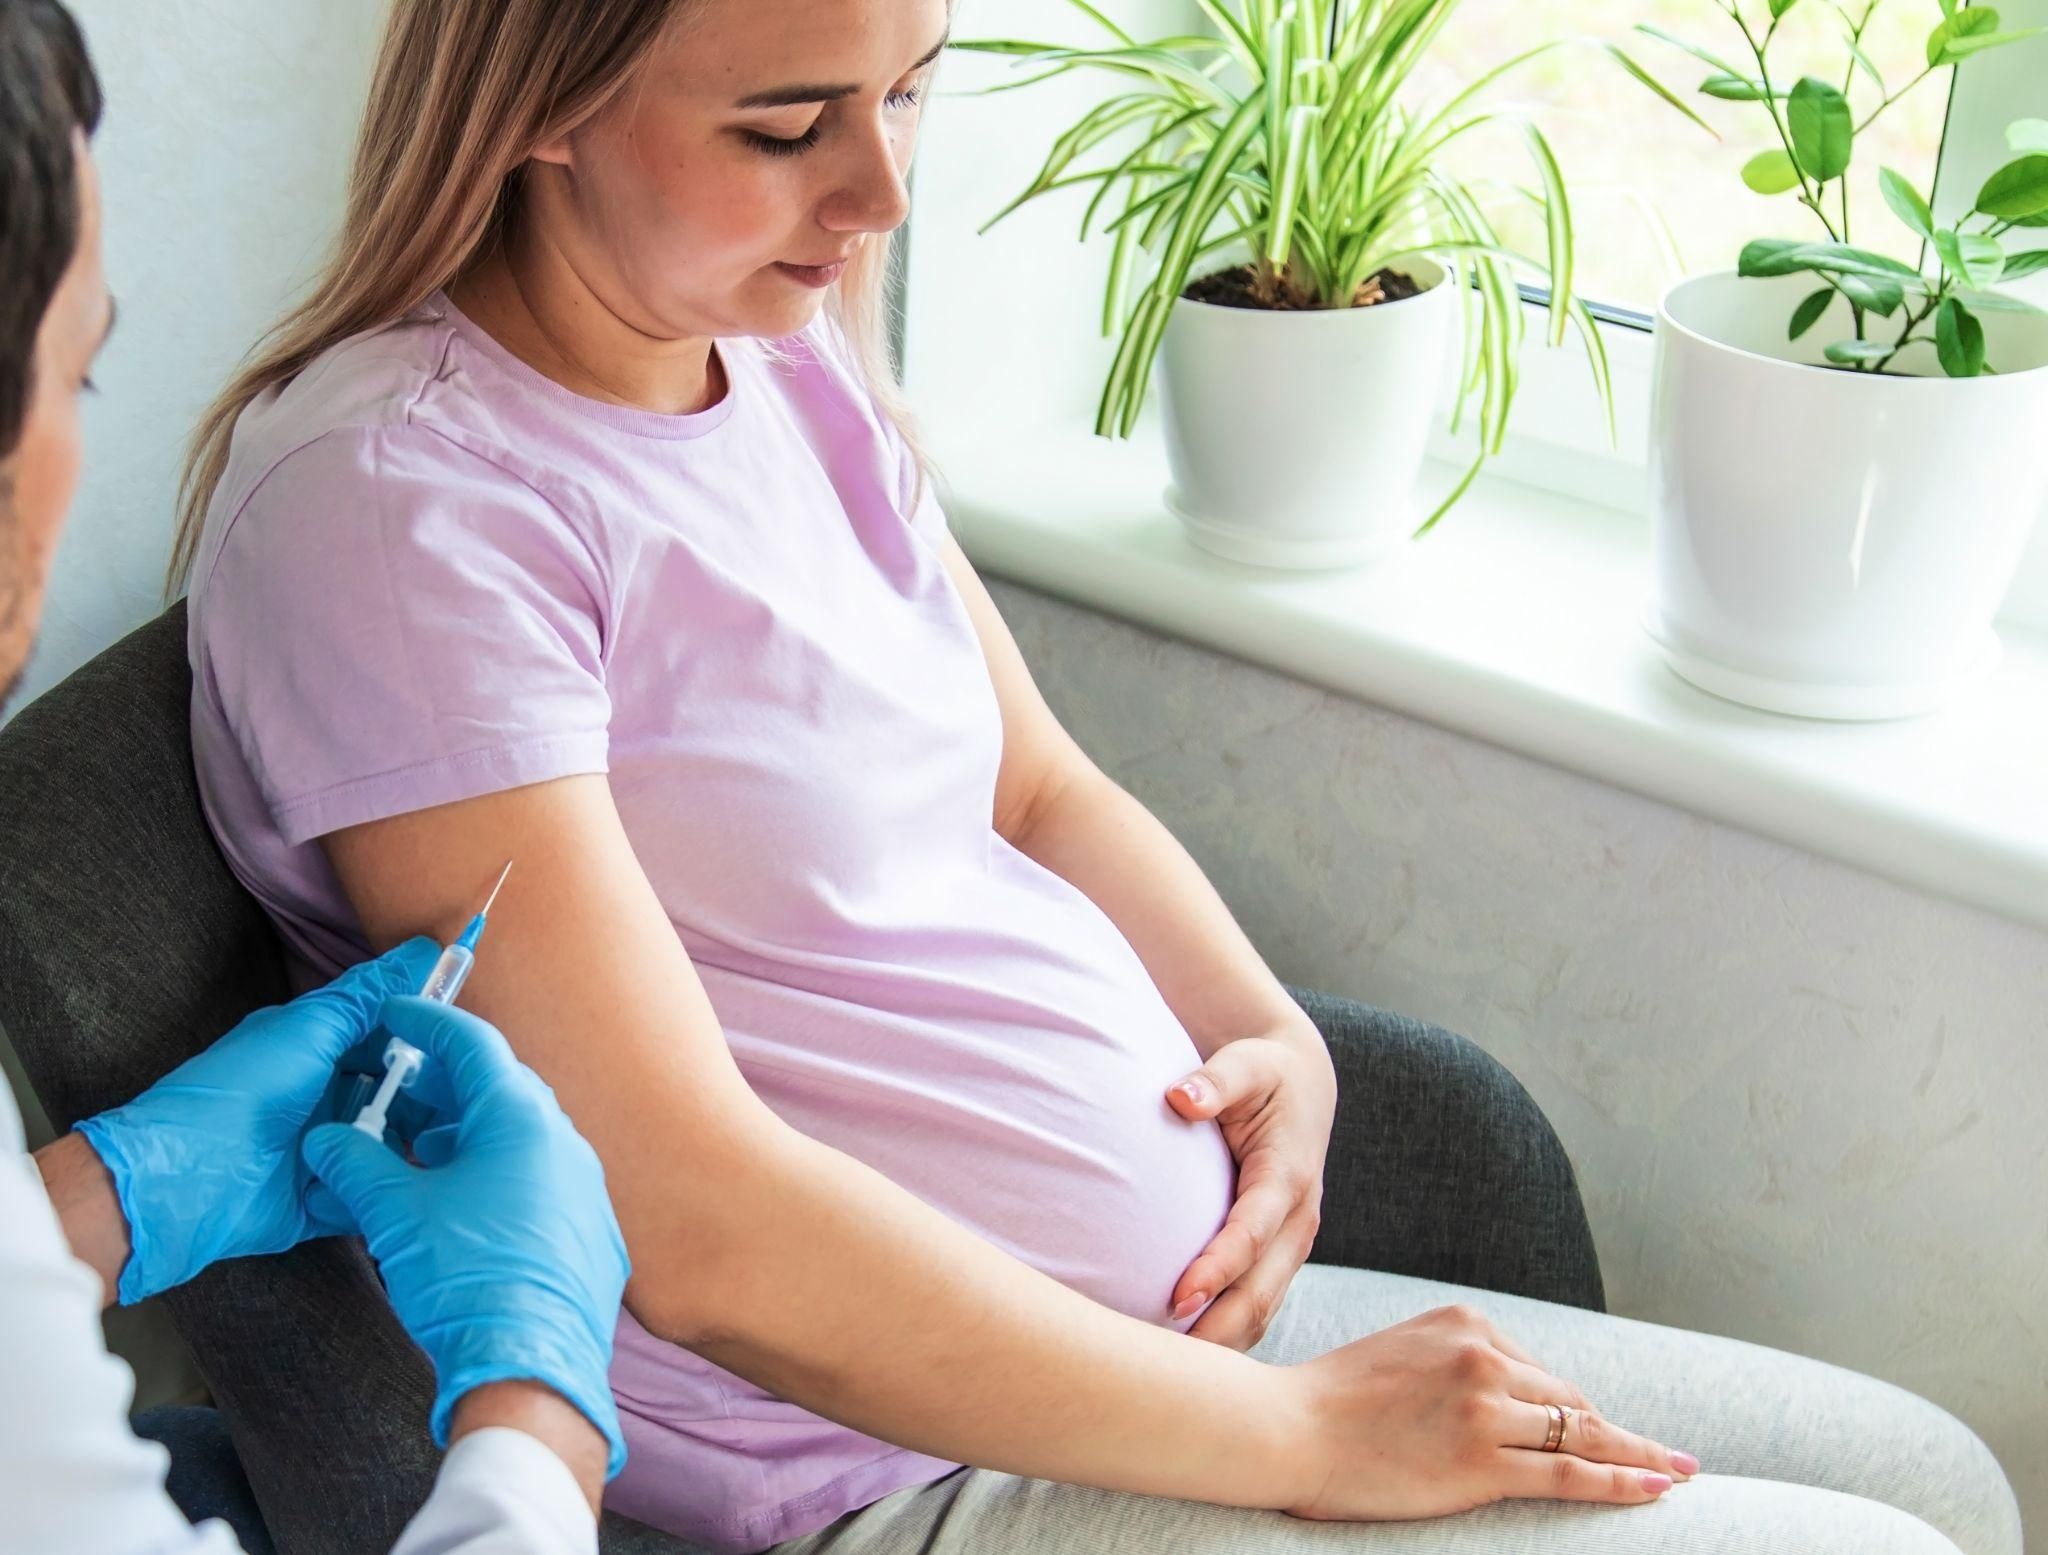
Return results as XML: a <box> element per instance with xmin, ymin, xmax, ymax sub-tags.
<box><xmin>321</xmin><ymin>776</ymin><xmax>1309</xmax><ymax>1507</ymax></box>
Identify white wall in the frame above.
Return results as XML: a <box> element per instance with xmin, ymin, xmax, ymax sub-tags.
<box><xmin>1</xmin><ymin>0</ymin><xmax>387</xmax><ymax>1410</ymax></box>
<box><xmin>9</xmin><ymin>0</ymin><xmax>384</xmax><ymax>714</ymax></box>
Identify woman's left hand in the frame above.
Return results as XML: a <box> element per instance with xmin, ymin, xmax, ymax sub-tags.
<box><xmin>1165</xmin><ymin>1022</ymin><xmax>1338</xmax><ymax>1351</ymax></box>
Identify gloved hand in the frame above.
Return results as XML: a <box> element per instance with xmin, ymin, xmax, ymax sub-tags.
<box><xmin>75</xmin><ymin>937</ymin><xmax>440</xmax><ymax>1305</ymax></box>
<box><xmin>301</xmin><ymin>996</ymin><xmax>631</xmax><ymax>1480</ymax></box>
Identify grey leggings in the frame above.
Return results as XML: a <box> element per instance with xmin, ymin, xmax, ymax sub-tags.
<box><xmin>772</xmin><ymin>1263</ymin><xmax>2022</xmax><ymax>1555</ymax></box>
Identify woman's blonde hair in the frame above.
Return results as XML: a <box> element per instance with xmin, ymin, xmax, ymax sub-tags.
<box><xmin>171</xmin><ymin>0</ymin><xmax>932</xmax><ymax>592</ymax></box>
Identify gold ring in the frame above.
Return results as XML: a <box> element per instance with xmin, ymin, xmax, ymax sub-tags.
<box><xmin>1557</xmin><ymin>1404</ymin><xmax>1573</xmax><ymax>1453</ymax></box>
<box><xmin>1541</xmin><ymin>1403</ymin><xmax>1566</xmax><ymax>1452</ymax></box>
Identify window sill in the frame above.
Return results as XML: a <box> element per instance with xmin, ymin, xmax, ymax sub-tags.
<box><xmin>930</xmin><ymin>409</ymin><xmax>2048</xmax><ymax>935</ymax></box>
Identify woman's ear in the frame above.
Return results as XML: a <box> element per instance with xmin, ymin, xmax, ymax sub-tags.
<box><xmin>529</xmin><ymin>135</ymin><xmax>574</xmax><ymax>169</ymax></box>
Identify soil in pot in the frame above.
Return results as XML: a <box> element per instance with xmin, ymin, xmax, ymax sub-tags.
<box><xmin>1183</xmin><ymin>262</ymin><xmax>1422</xmax><ymax>311</ymax></box>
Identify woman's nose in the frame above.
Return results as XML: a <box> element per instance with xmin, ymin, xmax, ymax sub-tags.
<box><xmin>821</xmin><ymin>118</ymin><xmax>913</xmax><ymax>237</ymax></box>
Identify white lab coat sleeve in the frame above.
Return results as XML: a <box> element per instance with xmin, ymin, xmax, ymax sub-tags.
<box><xmin>1</xmin><ymin>1088</ymin><xmax>596</xmax><ymax>1555</ymax></box>
<box><xmin>0</xmin><ymin>1088</ymin><xmax>244</xmax><ymax>1555</ymax></box>
<box><xmin>389</xmin><ymin>1428</ymin><xmax>598</xmax><ymax>1554</ymax></box>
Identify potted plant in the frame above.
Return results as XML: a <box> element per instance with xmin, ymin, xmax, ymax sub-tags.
<box><xmin>1636</xmin><ymin>1</ymin><xmax>2048</xmax><ymax>719</ymax></box>
<box><xmin>955</xmin><ymin>0</ymin><xmax>1698</xmax><ymax>569</ymax></box>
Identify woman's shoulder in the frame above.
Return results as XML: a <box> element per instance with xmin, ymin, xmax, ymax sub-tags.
<box><xmin>236</xmin><ymin>296</ymin><xmax>613</xmax><ymax>495</ymax></box>
<box><xmin>200</xmin><ymin>302</ymin><xmax>582</xmax><ymax>577</ymax></box>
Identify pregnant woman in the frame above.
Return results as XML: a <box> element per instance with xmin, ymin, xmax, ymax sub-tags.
<box><xmin>175</xmin><ymin>0</ymin><xmax>2018</xmax><ymax>1551</ymax></box>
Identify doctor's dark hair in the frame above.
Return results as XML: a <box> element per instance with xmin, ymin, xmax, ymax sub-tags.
<box><xmin>0</xmin><ymin>0</ymin><xmax>102</xmax><ymax>458</ymax></box>
<box><xmin>171</xmin><ymin>0</ymin><xmax>938</xmax><ymax>591</ymax></box>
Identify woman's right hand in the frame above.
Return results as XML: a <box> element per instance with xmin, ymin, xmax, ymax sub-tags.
<box><xmin>1279</xmin><ymin>1303</ymin><xmax>1696</xmax><ymax>1520</ymax></box>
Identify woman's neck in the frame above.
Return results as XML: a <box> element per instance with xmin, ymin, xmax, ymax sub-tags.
<box><xmin>448</xmin><ymin>232</ymin><xmax>726</xmax><ymax>417</ymax></box>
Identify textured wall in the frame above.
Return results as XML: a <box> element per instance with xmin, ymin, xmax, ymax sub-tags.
<box><xmin>987</xmin><ymin>576</ymin><xmax>2048</xmax><ymax>1537</ymax></box>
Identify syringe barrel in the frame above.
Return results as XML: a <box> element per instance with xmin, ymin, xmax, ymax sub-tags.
<box><xmin>418</xmin><ymin>941</ymin><xmax>475</xmax><ymax>1005</ymax></box>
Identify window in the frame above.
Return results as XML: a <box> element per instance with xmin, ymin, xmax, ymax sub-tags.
<box><xmin>1416</xmin><ymin>0</ymin><xmax>1956</xmax><ymax>321</ymax></box>
<box><xmin>902</xmin><ymin>0</ymin><xmax>2048</xmax><ymax>624</ymax></box>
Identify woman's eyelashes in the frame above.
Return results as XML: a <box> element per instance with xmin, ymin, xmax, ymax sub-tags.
<box><xmin>743</xmin><ymin>87</ymin><xmax>923</xmax><ymax>157</ymax></box>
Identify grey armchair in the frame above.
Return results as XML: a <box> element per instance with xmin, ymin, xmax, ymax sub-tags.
<box><xmin>0</xmin><ymin>603</ymin><xmax>1603</xmax><ymax>1554</ymax></box>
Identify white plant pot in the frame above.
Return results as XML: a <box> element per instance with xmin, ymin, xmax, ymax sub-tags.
<box><xmin>1648</xmin><ymin>269</ymin><xmax>2048</xmax><ymax>720</ymax></box>
<box><xmin>1157</xmin><ymin>257</ymin><xmax>1453</xmax><ymax>570</ymax></box>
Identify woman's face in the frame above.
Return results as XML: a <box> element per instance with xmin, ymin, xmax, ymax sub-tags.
<box><xmin>528</xmin><ymin>0</ymin><xmax>948</xmax><ymax>341</ymax></box>
<box><xmin>0</xmin><ymin>140</ymin><xmax>108</xmax><ymax>711</ymax></box>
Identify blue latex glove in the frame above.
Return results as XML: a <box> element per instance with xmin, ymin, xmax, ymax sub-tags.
<box><xmin>75</xmin><ymin>938</ymin><xmax>440</xmax><ymax>1305</ymax></box>
<box><xmin>301</xmin><ymin>996</ymin><xmax>631</xmax><ymax>1479</ymax></box>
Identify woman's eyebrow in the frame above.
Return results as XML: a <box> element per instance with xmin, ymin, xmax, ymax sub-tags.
<box><xmin>733</xmin><ymin>30</ymin><xmax>950</xmax><ymax>108</ymax></box>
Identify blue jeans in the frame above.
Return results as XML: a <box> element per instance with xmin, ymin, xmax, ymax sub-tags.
<box><xmin>132</xmin><ymin>1404</ymin><xmax>276</xmax><ymax>1554</ymax></box>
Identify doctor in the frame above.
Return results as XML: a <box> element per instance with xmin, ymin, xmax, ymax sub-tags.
<box><xmin>0</xmin><ymin>2</ymin><xmax>631</xmax><ymax>1548</ymax></box>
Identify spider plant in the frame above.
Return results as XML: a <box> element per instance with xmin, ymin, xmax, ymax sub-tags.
<box><xmin>952</xmin><ymin>0</ymin><xmax>1704</xmax><ymax>531</ymax></box>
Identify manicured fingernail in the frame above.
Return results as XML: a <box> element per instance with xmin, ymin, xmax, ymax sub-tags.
<box><xmin>1172</xmin><ymin>1291</ymin><xmax>1208</xmax><ymax>1320</ymax></box>
<box><xmin>1640</xmin><ymin>1472</ymin><xmax>1674</xmax><ymax>1495</ymax></box>
<box><xmin>1671</xmin><ymin>1451</ymin><xmax>1699</xmax><ymax>1476</ymax></box>
<box><xmin>1173</xmin><ymin>1078</ymin><xmax>1213</xmax><ymax>1108</ymax></box>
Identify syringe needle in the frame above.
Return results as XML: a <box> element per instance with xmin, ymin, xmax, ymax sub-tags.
<box><xmin>478</xmin><ymin>859</ymin><xmax>514</xmax><ymax>919</ymax></box>
<box><xmin>351</xmin><ymin>867</ymin><xmax>510</xmax><ymax>1142</ymax></box>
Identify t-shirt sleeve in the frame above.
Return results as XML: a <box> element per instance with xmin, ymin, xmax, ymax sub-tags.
<box><xmin>196</xmin><ymin>423</ymin><xmax>614</xmax><ymax>847</ymax></box>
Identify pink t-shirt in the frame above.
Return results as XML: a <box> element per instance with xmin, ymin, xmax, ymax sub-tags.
<box><xmin>185</xmin><ymin>292</ymin><xmax>1236</xmax><ymax>1552</ymax></box>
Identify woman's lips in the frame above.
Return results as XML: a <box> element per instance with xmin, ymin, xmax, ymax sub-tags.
<box><xmin>775</xmin><ymin>258</ymin><xmax>847</xmax><ymax>288</ymax></box>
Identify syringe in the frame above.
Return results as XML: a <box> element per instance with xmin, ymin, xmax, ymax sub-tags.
<box><xmin>352</xmin><ymin>861</ymin><xmax>514</xmax><ymax>1140</ymax></box>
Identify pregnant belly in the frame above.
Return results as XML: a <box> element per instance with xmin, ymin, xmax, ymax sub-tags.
<box><xmin>604</xmin><ymin>906</ymin><xmax>1240</xmax><ymax>1545</ymax></box>
<box><xmin>710</xmin><ymin>961</ymin><xmax>1239</xmax><ymax>1323</ymax></box>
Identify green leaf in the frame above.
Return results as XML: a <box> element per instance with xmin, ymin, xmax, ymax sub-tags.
<box><xmin>1926</xmin><ymin>8</ymin><xmax>1998</xmax><ymax>65</ymax></box>
<box><xmin>1934</xmin><ymin>227</ymin><xmax>2006</xmax><ymax>287</ymax></box>
<box><xmin>1769</xmin><ymin>0</ymin><xmax>1801</xmax><ymax>15</ymax></box>
<box><xmin>1189</xmin><ymin>0</ymin><xmax>1260</xmax><ymax>63</ymax></box>
<box><xmin>1788</xmin><ymin>287</ymin><xmax>1835</xmax><ymax>339</ymax></box>
<box><xmin>1785</xmin><ymin>242</ymin><xmax>1923</xmax><ymax>280</ymax></box>
<box><xmin>1835</xmin><ymin>272</ymin><xmax>1906</xmax><ymax>315</ymax></box>
<box><xmin>1600</xmin><ymin>44</ymin><xmax>1717</xmax><ymax>137</ymax></box>
<box><xmin>1743</xmin><ymin>149</ymin><xmax>1803</xmax><ymax>194</ymax></box>
<box><xmin>1739</xmin><ymin>237</ymin><xmax>1812</xmax><ymax>276</ymax></box>
<box><xmin>1997</xmin><ymin>248</ymin><xmax>2048</xmax><ymax>279</ymax></box>
<box><xmin>1788</xmin><ymin>77</ymin><xmax>1853</xmax><ymax>181</ymax></box>
<box><xmin>1262</xmin><ymin>6</ymin><xmax>1293</xmax><ymax>216</ymax></box>
<box><xmin>1842</xmin><ymin>32</ymin><xmax>1886</xmax><ymax>91</ymax></box>
<box><xmin>945</xmin><ymin>39</ymin><xmax>1066</xmax><ymax>57</ymax></box>
<box><xmin>1936</xmin><ymin>296</ymin><xmax>1986</xmax><ymax>376</ymax></box>
<box><xmin>1266</xmin><ymin>103</ymin><xmax>1322</xmax><ymax>278</ymax></box>
<box><xmin>2008</xmin><ymin>120</ymin><xmax>2048</xmax><ymax>154</ymax></box>
<box><xmin>1063</xmin><ymin>0</ymin><xmax>1138</xmax><ymax>45</ymax></box>
<box><xmin>1700</xmin><ymin>73</ymin><xmax>1775</xmax><ymax>100</ymax></box>
<box><xmin>1976</xmin><ymin>154</ymin><xmax>2048</xmax><ymax>220</ymax></box>
<box><xmin>1078</xmin><ymin>102</ymin><xmax>1211</xmax><ymax>239</ymax></box>
<box><xmin>1521</xmin><ymin>121</ymin><xmax>1576</xmax><ymax>346</ymax></box>
<box><xmin>1824</xmin><ymin>339</ymin><xmax>1894</xmax><ymax>364</ymax></box>
<box><xmin>1634</xmin><ymin>23</ymin><xmax>1743</xmax><ymax>79</ymax></box>
<box><xmin>1959</xmin><ymin>286</ymin><xmax>2046</xmax><ymax>313</ymax></box>
<box><xmin>1879</xmin><ymin>168</ymin><xmax>1935</xmax><ymax>242</ymax></box>
<box><xmin>1938</xmin><ymin>26</ymin><xmax>2042</xmax><ymax>60</ymax></box>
